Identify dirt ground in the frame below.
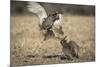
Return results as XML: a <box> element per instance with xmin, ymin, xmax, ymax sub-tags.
<box><xmin>10</xmin><ymin>14</ymin><xmax>95</xmax><ymax>66</ymax></box>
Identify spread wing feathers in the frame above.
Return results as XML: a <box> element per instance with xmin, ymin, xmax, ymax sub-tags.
<box><xmin>27</xmin><ymin>2</ymin><xmax>47</xmax><ymax>25</ymax></box>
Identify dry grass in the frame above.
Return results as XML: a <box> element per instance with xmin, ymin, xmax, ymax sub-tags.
<box><xmin>10</xmin><ymin>14</ymin><xmax>95</xmax><ymax>66</ymax></box>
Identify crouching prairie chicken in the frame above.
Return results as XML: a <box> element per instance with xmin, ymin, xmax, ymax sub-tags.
<box><xmin>60</xmin><ymin>36</ymin><xmax>79</xmax><ymax>60</ymax></box>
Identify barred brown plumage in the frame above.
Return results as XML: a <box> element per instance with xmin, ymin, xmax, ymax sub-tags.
<box><xmin>60</xmin><ymin>36</ymin><xmax>79</xmax><ymax>60</ymax></box>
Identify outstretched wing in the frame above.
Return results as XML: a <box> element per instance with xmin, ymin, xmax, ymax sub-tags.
<box><xmin>27</xmin><ymin>2</ymin><xmax>47</xmax><ymax>25</ymax></box>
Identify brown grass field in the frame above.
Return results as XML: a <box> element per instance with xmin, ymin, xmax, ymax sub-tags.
<box><xmin>10</xmin><ymin>14</ymin><xmax>95</xmax><ymax>66</ymax></box>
